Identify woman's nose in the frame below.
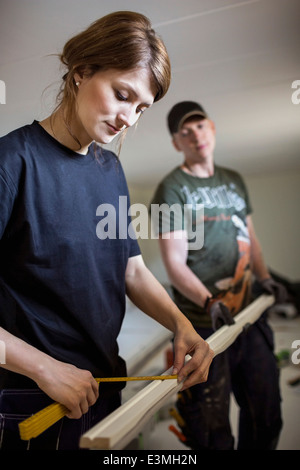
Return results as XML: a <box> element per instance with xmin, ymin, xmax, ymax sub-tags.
<box><xmin>117</xmin><ymin>106</ymin><xmax>139</xmax><ymax>129</ymax></box>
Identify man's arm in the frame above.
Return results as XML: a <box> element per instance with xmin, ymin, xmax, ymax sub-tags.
<box><xmin>247</xmin><ymin>215</ymin><xmax>270</xmax><ymax>281</ymax></box>
<box><xmin>125</xmin><ymin>254</ymin><xmax>213</xmax><ymax>389</ymax></box>
<box><xmin>158</xmin><ymin>230</ymin><xmax>211</xmax><ymax>307</ymax></box>
<box><xmin>247</xmin><ymin>215</ymin><xmax>289</xmax><ymax>303</ymax></box>
<box><xmin>157</xmin><ymin>231</ymin><xmax>233</xmax><ymax>330</ymax></box>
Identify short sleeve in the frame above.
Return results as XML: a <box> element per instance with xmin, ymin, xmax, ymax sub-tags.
<box><xmin>0</xmin><ymin>167</ymin><xmax>17</xmax><ymax>239</ymax></box>
<box><xmin>149</xmin><ymin>182</ymin><xmax>186</xmax><ymax>235</ymax></box>
<box><xmin>237</xmin><ymin>173</ymin><xmax>252</xmax><ymax>215</ymax></box>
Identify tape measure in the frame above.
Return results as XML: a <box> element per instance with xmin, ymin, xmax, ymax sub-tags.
<box><xmin>18</xmin><ymin>374</ymin><xmax>177</xmax><ymax>440</ymax></box>
<box><xmin>97</xmin><ymin>375</ymin><xmax>176</xmax><ymax>382</ymax></box>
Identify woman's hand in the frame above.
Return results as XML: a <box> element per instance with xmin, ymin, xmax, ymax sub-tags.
<box><xmin>0</xmin><ymin>327</ymin><xmax>99</xmax><ymax>419</ymax></box>
<box><xmin>34</xmin><ymin>359</ymin><xmax>99</xmax><ymax>419</ymax></box>
<box><xmin>125</xmin><ymin>255</ymin><xmax>214</xmax><ymax>390</ymax></box>
<box><xmin>172</xmin><ymin>323</ymin><xmax>213</xmax><ymax>390</ymax></box>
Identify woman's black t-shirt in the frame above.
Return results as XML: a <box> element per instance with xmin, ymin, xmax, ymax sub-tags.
<box><xmin>0</xmin><ymin>121</ymin><xmax>140</xmax><ymax>388</ymax></box>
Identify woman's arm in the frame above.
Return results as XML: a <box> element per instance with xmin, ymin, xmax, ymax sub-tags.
<box><xmin>0</xmin><ymin>327</ymin><xmax>99</xmax><ymax>418</ymax></box>
<box><xmin>125</xmin><ymin>254</ymin><xmax>213</xmax><ymax>390</ymax></box>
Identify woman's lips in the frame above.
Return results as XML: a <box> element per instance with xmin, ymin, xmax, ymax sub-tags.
<box><xmin>106</xmin><ymin>122</ymin><xmax>122</xmax><ymax>134</ymax></box>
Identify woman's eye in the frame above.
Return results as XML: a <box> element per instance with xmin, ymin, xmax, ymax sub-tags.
<box><xmin>116</xmin><ymin>91</ymin><xmax>127</xmax><ymax>101</ymax></box>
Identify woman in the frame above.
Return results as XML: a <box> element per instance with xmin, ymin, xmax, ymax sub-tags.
<box><xmin>0</xmin><ymin>11</ymin><xmax>213</xmax><ymax>450</ymax></box>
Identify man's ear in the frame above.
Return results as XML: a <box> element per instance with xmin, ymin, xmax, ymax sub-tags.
<box><xmin>209</xmin><ymin>120</ymin><xmax>216</xmax><ymax>135</ymax></box>
<box><xmin>172</xmin><ymin>136</ymin><xmax>181</xmax><ymax>152</ymax></box>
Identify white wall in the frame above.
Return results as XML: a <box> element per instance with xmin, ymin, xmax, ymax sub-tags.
<box><xmin>129</xmin><ymin>168</ymin><xmax>300</xmax><ymax>285</ymax></box>
<box><xmin>244</xmin><ymin>169</ymin><xmax>300</xmax><ymax>281</ymax></box>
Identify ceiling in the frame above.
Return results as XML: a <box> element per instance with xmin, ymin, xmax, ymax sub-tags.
<box><xmin>1</xmin><ymin>0</ymin><xmax>299</xmax><ymax>187</ymax></box>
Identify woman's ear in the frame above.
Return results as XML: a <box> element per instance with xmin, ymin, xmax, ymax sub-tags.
<box><xmin>73</xmin><ymin>72</ymin><xmax>83</xmax><ymax>86</ymax></box>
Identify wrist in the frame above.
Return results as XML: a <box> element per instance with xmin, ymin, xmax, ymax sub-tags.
<box><xmin>204</xmin><ymin>296</ymin><xmax>216</xmax><ymax>312</ymax></box>
<box><xmin>26</xmin><ymin>351</ymin><xmax>58</xmax><ymax>386</ymax></box>
<box><xmin>256</xmin><ymin>272</ymin><xmax>271</xmax><ymax>283</ymax></box>
<box><xmin>172</xmin><ymin>309</ymin><xmax>193</xmax><ymax>336</ymax></box>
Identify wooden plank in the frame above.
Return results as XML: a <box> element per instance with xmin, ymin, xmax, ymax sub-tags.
<box><xmin>80</xmin><ymin>294</ymin><xmax>274</xmax><ymax>450</ymax></box>
<box><xmin>208</xmin><ymin>294</ymin><xmax>275</xmax><ymax>355</ymax></box>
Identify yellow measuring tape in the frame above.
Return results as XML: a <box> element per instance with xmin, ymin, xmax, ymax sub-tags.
<box><xmin>18</xmin><ymin>375</ymin><xmax>177</xmax><ymax>441</ymax></box>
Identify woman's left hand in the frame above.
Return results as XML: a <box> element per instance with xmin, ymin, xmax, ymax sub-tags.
<box><xmin>125</xmin><ymin>255</ymin><xmax>214</xmax><ymax>389</ymax></box>
<box><xmin>172</xmin><ymin>325</ymin><xmax>214</xmax><ymax>390</ymax></box>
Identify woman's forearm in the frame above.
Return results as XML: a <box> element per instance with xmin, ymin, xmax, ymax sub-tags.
<box><xmin>125</xmin><ymin>255</ymin><xmax>213</xmax><ymax>387</ymax></box>
<box><xmin>125</xmin><ymin>255</ymin><xmax>192</xmax><ymax>333</ymax></box>
<box><xmin>0</xmin><ymin>326</ymin><xmax>53</xmax><ymax>382</ymax></box>
<box><xmin>0</xmin><ymin>327</ymin><xmax>99</xmax><ymax>418</ymax></box>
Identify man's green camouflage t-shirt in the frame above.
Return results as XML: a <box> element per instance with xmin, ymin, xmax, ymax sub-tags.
<box><xmin>150</xmin><ymin>165</ymin><xmax>253</xmax><ymax>327</ymax></box>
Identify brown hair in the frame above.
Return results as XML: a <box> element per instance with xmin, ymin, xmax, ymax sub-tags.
<box><xmin>56</xmin><ymin>11</ymin><xmax>171</xmax><ymax>136</ymax></box>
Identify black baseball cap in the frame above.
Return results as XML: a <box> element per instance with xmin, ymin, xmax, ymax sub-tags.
<box><xmin>167</xmin><ymin>101</ymin><xmax>208</xmax><ymax>134</ymax></box>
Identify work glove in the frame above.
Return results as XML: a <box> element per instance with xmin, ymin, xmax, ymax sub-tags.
<box><xmin>260</xmin><ymin>278</ymin><xmax>289</xmax><ymax>304</ymax></box>
<box><xmin>206</xmin><ymin>299</ymin><xmax>235</xmax><ymax>331</ymax></box>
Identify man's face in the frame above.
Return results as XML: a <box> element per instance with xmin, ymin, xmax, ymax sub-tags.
<box><xmin>172</xmin><ymin>117</ymin><xmax>216</xmax><ymax>163</ymax></box>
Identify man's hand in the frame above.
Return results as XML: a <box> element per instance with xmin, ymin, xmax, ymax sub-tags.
<box><xmin>260</xmin><ymin>278</ymin><xmax>289</xmax><ymax>304</ymax></box>
<box><xmin>206</xmin><ymin>299</ymin><xmax>235</xmax><ymax>331</ymax></box>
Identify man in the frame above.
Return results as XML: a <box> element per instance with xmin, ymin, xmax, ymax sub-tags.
<box><xmin>150</xmin><ymin>101</ymin><xmax>288</xmax><ymax>450</ymax></box>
